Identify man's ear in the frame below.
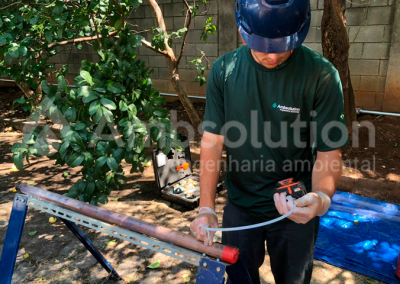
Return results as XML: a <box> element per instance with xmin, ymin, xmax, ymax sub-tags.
<box><xmin>238</xmin><ymin>29</ymin><xmax>246</xmax><ymax>46</ymax></box>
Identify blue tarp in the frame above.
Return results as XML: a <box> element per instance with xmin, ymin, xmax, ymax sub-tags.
<box><xmin>315</xmin><ymin>191</ymin><xmax>400</xmax><ymax>284</ymax></box>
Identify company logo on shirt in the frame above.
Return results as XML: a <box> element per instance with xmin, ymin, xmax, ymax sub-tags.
<box><xmin>272</xmin><ymin>103</ymin><xmax>300</xmax><ymax>114</ymax></box>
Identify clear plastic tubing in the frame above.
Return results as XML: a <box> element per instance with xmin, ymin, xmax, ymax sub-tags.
<box><xmin>201</xmin><ymin>204</ymin><xmax>296</xmax><ymax>239</ymax></box>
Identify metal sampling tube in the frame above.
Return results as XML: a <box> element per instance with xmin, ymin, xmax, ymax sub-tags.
<box><xmin>17</xmin><ymin>184</ymin><xmax>239</xmax><ymax>264</ymax></box>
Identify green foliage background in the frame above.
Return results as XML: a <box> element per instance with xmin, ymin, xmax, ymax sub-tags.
<box><xmin>0</xmin><ymin>0</ymin><xmax>206</xmax><ymax>204</ymax></box>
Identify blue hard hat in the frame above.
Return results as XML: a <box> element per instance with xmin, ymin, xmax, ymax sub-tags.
<box><xmin>235</xmin><ymin>0</ymin><xmax>311</xmax><ymax>53</ymax></box>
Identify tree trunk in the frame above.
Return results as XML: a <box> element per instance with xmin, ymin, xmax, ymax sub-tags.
<box><xmin>321</xmin><ymin>0</ymin><xmax>357</xmax><ymax>134</ymax></box>
<box><xmin>168</xmin><ymin>59</ymin><xmax>202</xmax><ymax>130</ymax></box>
<box><xmin>17</xmin><ymin>81</ymin><xmax>42</xmax><ymax>106</ymax></box>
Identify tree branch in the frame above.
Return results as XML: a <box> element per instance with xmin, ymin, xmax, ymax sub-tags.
<box><xmin>0</xmin><ymin>1</ymin><xmax>48</xmax><ymax>10</ymax></box>
<box><xmin>177</xmin><ymin>0</ymin><xmax>192</xmax><ymax>65</ymax></box>
<box><xmin>48</xmin><ymin>30</ymin><xmax>119</xmax><ymax>48</ymax></box>
<box><xmin>141</xmin><ymin>39</ymin><xmax>168</xmax><ymax>56</ymax></box>
<box><xmin>0</xmin><ymin>2</ymin><xmax>22</xmax><ymax>10</ymax></box>
<box><xmin>91</xmin><ymin>15</ymin><xmax>102</xmax><ymax>48</ymax></box>
<box><xmin>112</xmin><ymin>0</ymin><xmax>125</xmax><ymax>25</ymax></box>
<box><xmin>145</xmin><ymin>0</ymin><xmax>175</xmax><ymax>59</ymax></box>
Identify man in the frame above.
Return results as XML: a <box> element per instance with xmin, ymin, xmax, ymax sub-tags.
<box><xmin>190</xmin><ymin>0</ymin><xmax>349</xmax><ymax>283</ymax></box>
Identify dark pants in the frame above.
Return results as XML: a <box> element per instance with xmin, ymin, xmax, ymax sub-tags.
<box><xmin>222</xmin><ymin>202</ymin><xmax>320</xmax><ymax>284</ymax></box>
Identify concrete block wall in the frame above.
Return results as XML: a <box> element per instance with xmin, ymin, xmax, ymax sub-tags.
<box><xmin>346</xmin><ymin>3</ymin><xmax>395</xmax><ymax>110</ymax></box>
<box><xmin>285</xmin><ymin>0</ymin><xmax>395</xmax><ymax>110</ymax></box>
<box><xmin>4</xmin><ymin>0</ymin><xmax>397</xmax><ymax>112</ymax></box>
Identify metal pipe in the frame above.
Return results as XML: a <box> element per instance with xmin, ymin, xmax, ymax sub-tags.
<box><xmin>160</xmin><ymin>92</ymin><xmax>206</xmax><ymax>100</ymax></box>
<box><xmin>18</xmin><ymin>184</ymin><xmax>239</xmax><ymax>264</ymax></box>
<box><xmin>0</xmin><ymin>79</ymin><xmax>206</xmax><ymax>100</ymax></box>
<box><xmin>0</xmin><ymin>78</ymin><xmax>77</xmax><ymax>88</ymax></box>
<box><xmin>356</xmin><ymin>108</ymin><xmax>400</xmax><ymax>117</ymax></box>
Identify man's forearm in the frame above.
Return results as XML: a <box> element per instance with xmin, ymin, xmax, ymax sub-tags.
<box><xmin>199</xmin><ymin>132</ymin><xmax>224</xmax><ymax>210</ymax></box>
<box><xmin>312</xmin><ymin>149</ymin><xmax>343</xmax><ymax>198</ymax></box>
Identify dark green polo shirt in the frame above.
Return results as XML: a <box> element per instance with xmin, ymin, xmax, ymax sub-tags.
<box><xmin>202</xmin><ymin>45</ymin><xmax>349</xmax><ymax>221</ymax></box>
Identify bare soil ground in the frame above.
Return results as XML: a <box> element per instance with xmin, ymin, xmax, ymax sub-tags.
<box><xmin>1</xmin><ymin>88</ymin><xmax>398</xmax><ymax>284</ymax></box>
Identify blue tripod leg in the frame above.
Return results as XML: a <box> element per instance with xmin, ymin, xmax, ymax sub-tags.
<box><xmin>226</xmin><ymin>256</ymin><xmax>253</xmax><ymax>284</ymax></box>
<box><xmin>60</xmin><ymin>218</ymin><xmax>121</xmax><ymax>280</ymax></box>
<box><xmin>0</xmin><ymin>194</ymin><xmax>29</xmax><ymax>284</ymax></box>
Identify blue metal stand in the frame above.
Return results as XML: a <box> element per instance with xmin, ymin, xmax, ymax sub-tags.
<box><xmin>0</xmin><ymin>194</ymin><xmax>29</xmax><ymax>284</ymax></box>
<box><xmin>197</xmin><ymin>257</ymin><xmax>227</xmax><ymax>283</ymax></box>
<box><xmin>196</xmin><ymin>256</ymin><xmax>253</xmax><ymax>284</ymax></box>
<box><xmin>60</xmin><ymin>218</ymin><xmax>121</xmax><ymax>280</ymax></box>
<box><xmin>0</xmin><ymin>194</ymin><xmax>120</xmax><ymax>284</ymax></box>
<box><xmin>0</xmin><ymin>194</ymin><xmax>251</xmax><ymax>284</ymax></box>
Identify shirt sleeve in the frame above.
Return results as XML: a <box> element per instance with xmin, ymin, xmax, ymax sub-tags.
<box><xmin>312</xmin><ymin>69</ymin><xmax>350</xmax><ymax>152</ymax></box>
<box><xmin>202</xmin><ymin>62</ymin><xmax>225</xmax><ymax>135</ymax></box>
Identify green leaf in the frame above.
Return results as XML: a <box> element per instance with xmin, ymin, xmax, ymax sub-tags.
<box><xmin>93</xmin><ymin>107</ymin><xmax>103</xmax><ymax>123</ymax></box>
<box><xmin>58</xmin><ymin>76</ymin><xmax>67</xmax><ymax>92</ymax></box>
<box><xmin>8</xmin><ymin>45</ymin><xmax>20</xmax><ymax>59</ymax></box>
<box><xmin>112</xmin><ymin>148</ymin><xmax>124</xmax><ymax>163</ymax></box>
<box><xmin>67</xmin><ymin>153</ymin><xmax>84</xmax><ymax>167</ymax></box>
<box><xmin>107</xmin><ymin>83</ymin><xmax>121</xmax><ymax>94</ymax></box>
<box><xmin>31</xmin><ymin>111</ymin><xmax>40</xmax><ymax>123</ymax></box>
<box><xmin>129</xmin><ymin>0</ymin><xmax>141</xmax><ymax>8</ymax></box>
<box><xmin>13</xmin><ymin>152</ymin><xmax>24</xmax><ymax>170</ymax></box>
<box><xmin>128</xmin><ymin>104</ymin><xmax>137</xmax><ymax>116</ymax></box>
<box><xmin>41</xmin><ymin>80</ymin><xmax>51</xmax><ymax>95</ymax></box>
<box><xmin>19</xmin><ymin>46</ymin><xmax>27</xmax><ymax>57</ymax></box>
<box><xmin>162</xmin><ymin>137</ymin><xmax>171</xmax><ymax>155</ymax></box>
<box><xmin>80</xmin><ymin>70</ymin><xmax>94</xmax><ymax>86</ymax></box>
<box><xmin>86</xmin><ymin>182</ymin><xmax>95</xmax><ymax>196</ymax></box>
<box><xmin>78</xmin><ymin>86</ymin><xmax>98</xmax><ymax>103</ymax></box>
<box><xmin>96</xmin><ymin>156</ymin><xmax>107</xmax><ymax>167</ymax></box>
<box><xmin>147</xmin><ymin>260</ymin><xmax>160</xmax><ymax>269</ymax></box>
<box><xmin>100</xmin><ymin>98</ymin><xmax>117</xmax><ymax>110</ymax></box>
<box><xmin>89</xmin><ymin>101</ymin><xmax>101</xmax><ymax>115</ymax></box>
<box><xmin>26</xmin><ymin>181</ymin><xmax>35</xmax><ymax>185</ymax></box>
<box><xmin>74</xmin><ymin>75</ymin><xmax>86</xmax><ymax>87</ymax></box>
<box><xmin>30</xmin><ymin>16</ymin><xmax>38</xmax><ymax>25</ymax></box>
<box><xmin>63</xmin><ymin>172</ymin><xmax>69</xmax><ymax>178</ymax></box>
<box><xmin>45</xmin><ymin>31</ymin><xmax>53</xmax><ymax>43</ymax></box>
<box><xmin>102</xmin><ymin>107</ymin><xmax>113</xmax><ymax>123</ymax></box>
<box><xmin>49</xmin><ymin>105</ymin><xmax>58</xmax><ymax>117</ymax></box>
<box><xmin>106</xmin><ymin>239</ymin><xmax>117</xmax><ymax>246</ymax></box>
<box><xmin>53</xmin><ymin>4</ymin><xmax>64</xmax><ymax>15</ymax></box>
<box><xmin>93</xmin><ymin>87</ymin><xmax>106</xmax><ymax>93</ymax></box>
<box><xmin>12</xmin><ymin>143</ymin><xmax>28</xmax><ymax>153</ymax></box>
<box><xmin>65</xmin><ymin>107</ymin><xmax>77</xmax><ymax>123</ymax></box>
<box><xmin>154</xmin><ymin>108</ymin><xmax>169</xmax><ymax>118</ymax></box>
<box><xmin>97</xmin><ymin>193</ymin><xmax>108</xmax><ymax>204</ymax></box>
<box><xmin>77</xmin><ymin>180</ymin><xmax>87</xmax><ymax>194</ymax></box>
<box><xmin>68</xmin><ymin>185</ymin><xmax>79</xmax><ymax>198</ymax></box>
<box><xmin>114</xmin><ymin>19</ymin><xmax>122</xmax><ymax>30</ymax></box>
<box><xmin>28</xmin><ymin>230</ymin><xmax>37</xmax><ymax>236</ymax></box>
<box><xmin>75</xmin><ymin>122</ymin><xmax>86</xmax><ymax>131</ymax></box>
<box><xmin>83</xmin><ymin>152</ymin><xmax>94</xmax><ymax>167</ymax></box>
<box><xmin>107</xmin><ymin>157</ymin><xmax>118</xmax><ymax>171</ymax></box>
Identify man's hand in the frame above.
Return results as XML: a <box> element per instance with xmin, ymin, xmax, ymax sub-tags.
<box><xmin>274</xmin><ymin>192</ymin><xmax>325</xmax><ymax>224</ymax></box>
<box><xmin>190</xmin><ymin>212</ymin><xmax>218</xmax><ymax>246</ymax></box>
